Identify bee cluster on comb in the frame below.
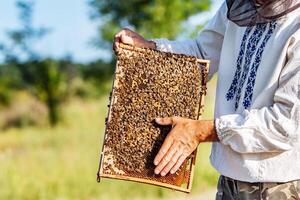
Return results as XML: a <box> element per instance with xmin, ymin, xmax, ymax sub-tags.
<box><xmin>97</xmin><ymin>44</ymin><xmax>209</xmax><ymax>193</ymax></box>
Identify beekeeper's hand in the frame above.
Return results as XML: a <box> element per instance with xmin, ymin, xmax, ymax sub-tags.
<box><xmin>113</xmin><ymin>28</ymin><xmax>156</xmax><ymax>53</ymax></box>
<box><xmin>154</xmin><ymin>117</ymin><xmax>219</xmax><ymax>176</ymax></box>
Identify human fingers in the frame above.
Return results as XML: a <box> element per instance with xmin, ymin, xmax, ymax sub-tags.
<box><xmin>170</xmin><ymin>153</ymin><xmax>188</xmax><ymax>174</ymax></box>
<box><xmin>154</xmin><ymin>141</ymin><xmax>178</xmax><ymax>175</ymax></box>
<box><xmin>153</xmin><ymin>133</ymin><xmax>174</xmax><ymax>166</ymax></box>
<box><xmin>160</xmin><ymin>149</ymin><xmax>183</xmax><ymax>176</ymax></box>
<box><xmin>155</xmin><ymin>116</ymin><xmax>178</xmax><ymax>126</ymax></box>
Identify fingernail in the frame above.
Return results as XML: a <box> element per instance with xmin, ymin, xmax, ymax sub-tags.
<box><xmin>161</xmin><ymin>172</ymin><xmax>166</xmax><ymax>176</ymax></box>
<box><xmin>154</xmin><ymin>169</ymin><xmax>159</xmax><ymax>174</ymax></box>
<box><xmin>170</xmin><ymin>170</ymin><xmax>175</xmax><ymax>174</ymax></box>
<box><xmin>155</xmin><ymin>118</ymin><xmax>161</xmax><ymax>123</ymax></box>
<box><xmin>154</xmin><ymin>161</ymin><xmax>158</xmax><ymax>165</ymax></box>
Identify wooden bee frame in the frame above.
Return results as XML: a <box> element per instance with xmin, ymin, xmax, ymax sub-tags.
<box><xmin>97</xmin><ymin>44</ymin><xmax>209</xmax><ymax>193</ymax></box>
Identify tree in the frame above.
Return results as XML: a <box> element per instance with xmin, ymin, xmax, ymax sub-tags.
<box><xmin>0</xmin><ymin>1</ymin><xmax>49</xmax><ymax>62</ymax></box>
<box><xmin>89</xmin><ymin>0</ymin><xmax>211</xmax><ymax>50</ymax></box>
<box><xmin>15</xmin><ymin>59</ymin><xmax>70</xmax><ymax>125</ymax></box>
<box><xmin>0</xmin><ymin>1</ymin><xmax>70</xmax><ymax>126</ymax></box>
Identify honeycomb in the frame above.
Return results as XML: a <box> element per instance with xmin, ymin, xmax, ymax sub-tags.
<box><xmin>97</xmin><ymin>44</ymin><xmax>209</xmax><ymax>193</ymax></box>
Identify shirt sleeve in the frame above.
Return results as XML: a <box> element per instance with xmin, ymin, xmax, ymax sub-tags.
<box><xmin>215</xmin><ymin>38</ymin><xmax>300</xmax><ymax>154</ymax></box>
<box><xmin>151</xmin><ymin>2</ymin><xmax>228</xmax><ymax>80</ymax></box>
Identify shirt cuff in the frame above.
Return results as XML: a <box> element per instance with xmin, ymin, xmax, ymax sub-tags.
<box><xmin>215</xmin><ymin>117</ymin><xmax>232</xmax><ymax>142</ymax></box>
<box><xmin>149</xmin><ymin>39</ymin><xmax>172</xmax><ymax>52</ymax></box>
<box><xmin>215</xmin><ymin>113</ymin><xmax>249</xmax><ymax>143</ymax></box>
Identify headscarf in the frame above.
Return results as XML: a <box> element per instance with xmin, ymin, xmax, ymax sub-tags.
<box><xmin>226</xmin><ymin>0</ymin><xmax>300</xmax><ymax>26</ymax></box>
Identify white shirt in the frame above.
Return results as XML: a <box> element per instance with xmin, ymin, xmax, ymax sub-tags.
<box><xmin>153</xmin><ymin>2</ymin><xmax>300</xmax><ymax>182</ymax></box>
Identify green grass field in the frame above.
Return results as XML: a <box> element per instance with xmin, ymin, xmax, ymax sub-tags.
<box><xmin>0</xmin><ymin>77</ymin><xmax>219</xmax><ymax>200</ymax></box>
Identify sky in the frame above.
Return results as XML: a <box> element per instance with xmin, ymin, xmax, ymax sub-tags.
<box><xmin>0</xmin><ymin>0</ymin><xmax>223</xmax><ymax>64</ymax></box>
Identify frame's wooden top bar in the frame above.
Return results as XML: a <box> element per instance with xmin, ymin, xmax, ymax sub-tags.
<box><xmin>117</xmin><ymin>43</ymin><xmax>210</xmax><ymax>65</ymax></box>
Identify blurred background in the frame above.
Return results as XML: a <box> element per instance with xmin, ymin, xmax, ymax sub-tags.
<box><xmin>0</xmin><ymin>0</ymin><xmax>222</xmax><ymax>199</ymax></box>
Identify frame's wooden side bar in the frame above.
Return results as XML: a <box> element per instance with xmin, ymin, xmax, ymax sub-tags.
<box><xmin>186</xmin><ymin>152</ymin><xmax>195</xmax><ymax>193</ymax></box>
<box><xmin>197</xmin><ymin>61</ymin><xmax>210</xmax><ymax>120</ymax></box>
<box><xmin>187</xmin><ymin>61</ymin><xmax>210</xmax><ymax>191</ymax></box>
<box><xmin>97</xmin><ymin>59</ymin><xmax>121</xmax><ymax>182</ymax></box>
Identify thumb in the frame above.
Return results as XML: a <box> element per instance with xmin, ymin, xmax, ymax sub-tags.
<box><xmin>120</xmin><ymin>34</ymin><xmax>134</xmax><ymax>45</ymax></box>
<box><xmin>155</xmin><ymin>117</ymin><xmax>175</xmax><ymax>126</ymax></box>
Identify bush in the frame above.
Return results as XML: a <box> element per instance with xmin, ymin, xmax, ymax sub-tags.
<box><xmin>0</xmin><ymin>92</ymin><xmax>48</xmax><ymax>130</ymax></box>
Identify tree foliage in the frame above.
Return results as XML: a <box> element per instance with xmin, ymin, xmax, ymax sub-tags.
<box><xmin>89</xmin><ymin>0</ymin><xmax>211</xmax><ymax>48</ymax></box>
<box><xmin>0</xmin><ymin>1</ymin><xmax>68</xmax><ymax>126</ymax></box>
<box><xmin>0</xmin><ymin>1</ymin><xmax>49</xmax><ymax>62</ymax></box>
<box><xmin>16</xmin><ymin>59</ymin><xmax>72</xmax><ymax>125</ymax></box>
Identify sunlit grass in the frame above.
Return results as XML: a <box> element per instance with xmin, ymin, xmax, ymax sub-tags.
<box><xmin>0</xmin><ymin>76</ymin><xmax>218</xmax><ymax>200</ymax></box>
